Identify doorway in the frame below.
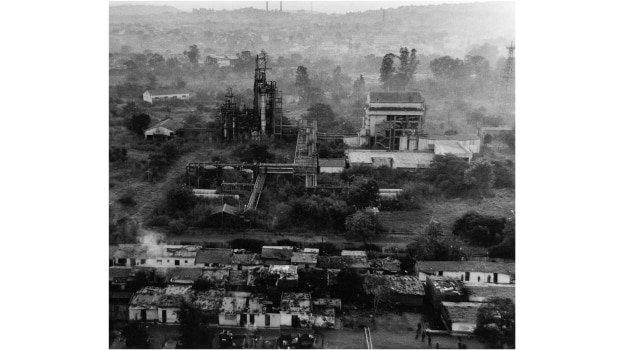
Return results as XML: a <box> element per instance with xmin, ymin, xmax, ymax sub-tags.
<box><xmin>493</xmin><ymin>273</ymin><xmax>498</xmax><ymax>283</ymax></box>
<box><xmin>162</xmin><ymin>310</ymin><xmax>167</xmax><ymax>323</ymax></box>
<box><xmin>140</xmin><ymin>310</ymin><xmax>146</xmax><ymax>322</ymax></box>
<box><xmin>240</xmin><ymin>314</ymin><xmax>247</xmax><ymax>327</ymax></box>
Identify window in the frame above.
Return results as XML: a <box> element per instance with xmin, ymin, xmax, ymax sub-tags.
<box><xmin>265</xmin><ymin>315</ymin><xmax>271</xmax><ymax>326</ymax></box>
<box><xmin>438</xmin><ymin>271</ymin><xmax>443</xmax><ymax>276</ymax></box>
<box><xmin>465</xmin><ymin>272</ymin><xmax>470</xmax><ymax>281</ymax></box>
<box><xmin>185</xmin><ymin>260</ymin><xmax>188</xmax><ymax>263</ymax></box>
<box><xmin>250</xmin><ymin>314</ymin><xmax>255</xmax><ymax>324</ymax></box>
<box><xmin>140</xmin><ymin>259</ymin><xmax>146</xmax><ymax>264</ymax></box>
<box><xmin>175</xmin><ymin>260</ymin><xmax>180</xmax><ymax>266</ymax></box>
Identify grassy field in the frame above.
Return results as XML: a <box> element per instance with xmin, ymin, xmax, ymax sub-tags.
<box><xmin>377</xmin><ymin>188</ymin><xmax>515</xmax><ymax>234</ymax></box>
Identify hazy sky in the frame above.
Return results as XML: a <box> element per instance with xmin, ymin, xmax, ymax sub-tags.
<box><xmin>110</xmin><ymin>1</ymin><xmax>484</xmax><ymax>14</ymax></box>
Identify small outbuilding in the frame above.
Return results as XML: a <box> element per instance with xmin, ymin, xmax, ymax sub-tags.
<box><xmin>143</xmin><ymin>89</ymin><xmax>190</xmax><ymax>104</ymax></box>
<box><xmin>144</xmin><ymin>118</ymin><xmax>184</xmax><ymax>140</ymax></box>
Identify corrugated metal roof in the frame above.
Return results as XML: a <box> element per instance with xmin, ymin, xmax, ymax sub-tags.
<box><xmin>146</xmin><ymin>118</ymin><xmax>184</xmax><ymax>132</ymax></box>
<box><xmin>147</xmin><ymin>89</ymin><xmax>190</xmax><ymax>96</ymax></box>
<box><xmin>195</xmin><ymin>248</ymin><xmax>233</xmax><ymax>265</ymax></box>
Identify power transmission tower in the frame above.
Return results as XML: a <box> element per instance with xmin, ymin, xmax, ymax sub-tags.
<box><xmin>501</xmin><ymin>41</ymin><xmax>515</xmax><ymax>107</ymax></box>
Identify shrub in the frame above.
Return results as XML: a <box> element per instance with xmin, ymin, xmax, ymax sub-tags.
<box><xmin>109</xmin><ymin>146</ymin><xmax>128</xmax><ymax>163</ymax></box>
<box><xmin>424</xmin><ymin>154</ymin><xmax>471</xmax><ymax>197</ymax></box>
<box><xmin>165</xmin><ymin>186</ymin><xmax>196</xmax><ymax>214</ymax></box>
<box><xmin>452</xmin><ymin>211</ymin><xmax>506</xmax><ymax>246</ymax></box>
<box><xmin>168</xmin><ymin>219</ymin><xmax>188</xmax><ymax>235</ymax></box>
<box><xmin>126</xmin><ymin>113</ymin><xmax>151</xmax><ymax>136</ymax></box>
<box><xmin>233</xmin><ymin>143</ymin><xmax>276</xmax><ymax>163</ymax></box>
<box><xmin>492</xmin><ymin>161</ymin><xmax>515</xmax><ymax>189</ymax></box>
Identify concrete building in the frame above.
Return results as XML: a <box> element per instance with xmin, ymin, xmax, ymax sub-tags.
<box><xmin>369</xmin><ymin>257</ymin><xmax>402</xmax><ymax>275</ymax></box>
<box><xmin>359</xmin><ymin>91</ymin><xmax>426</xmax><ymax>151</ymax></box>
<box><xmin>318</xmin><ymin>158</ymin><xmax>346</xmax><ymax>173</ymax></box>
<box><xmin>415</xmin><ymin>261</ymin><xmax>515</xmax><ymax>284</ymax></box>
<box><xmin>346</xmin><ymin>149</ymin><xmax>434</xmax><ymax>170</ymax></box>
<box><xmin>143</xmin><ymin>89</ymin><xmax>190</xmax><ymax>104</ymax></box>
<box><xmin>144</xmin><ymin>118</ymin><xmax>184</xmax><ymax>140</ymax></box>
<box><xmin>424</xmin><ymin>276</ymin><xmax>468</xmax><ymax>309</ymax></box>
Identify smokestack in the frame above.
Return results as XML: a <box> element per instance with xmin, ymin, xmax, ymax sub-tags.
<box><xmin>266</xmin><ymin>1</ymin><xmax>268</xmax><ymax>12</ymax></box>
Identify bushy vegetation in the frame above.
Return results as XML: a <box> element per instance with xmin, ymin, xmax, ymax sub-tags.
<box><xmin>474</xmin><ymin>298</ymin><xmax>515</xmax><ymax>348</ymax></box>
<box><xmin>406</xmin><ymin>219</ymin><xmax>463</xmax><ymax>261</ymax></box>
<box><xmin>228</xmin><ymin>238</ymin><xmax>264</xmax><ymax>253</ymax></box>
<box><xmin>233</xmin><ymin>143</ymin><xmax>276</xmax><ymax>163</ymax></box>
<box><xmin>452</xmin><ymin>211</ymin><xmax>507</xmax><ymax>247</ymax></box>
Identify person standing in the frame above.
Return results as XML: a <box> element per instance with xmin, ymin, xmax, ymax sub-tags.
<box><xmin>428</xmin><ymin>335</ymin><xmax>432</xmax><ymax>346</ymax></box>
<box><xmin>422</xmin><ymin>331</ymin><xmax>426</xmax><ymax>342</ymax></box>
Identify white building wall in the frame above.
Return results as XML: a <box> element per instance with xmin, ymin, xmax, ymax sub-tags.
<box><xmin>144</xmin><ymin>258</ymin><xmax>196</xmax><ymax>267</ymax></box>
<box><xmin>418</xmin><ymin>271</ymin><xmax>513</xmax><ymax>284</ymax></box>
<box><xmin>158</xmin><ymin>307</ymin><xmax>181</xmax><ymax>323</ymax></box>
<box><xmin>451</xmin><ymin>322</ymin><xmax>476</xmax><ymax>333</ymax></box>
<box><xmin>143</xmin><ymin>91</ymin><xmax>152</xmax><ymax>103</ymax></box>
<box><xmin>129</xmin><ymin>308</ymin><xmax>158</xmax><ymax>321</ymax></box>
<box><xmin>279</xmin><ymin>312</ymin><xmax>292</xmax><ymax>327</ymax></box>
<box><xmin>319</xmin><ymin>166</ymin><xmax>343</xmax><ymax>174</ymax></box>
<box><xmin>219</xmin><ymin>314</ymin><xmax>240</xmax><ymax>326</ymax></box>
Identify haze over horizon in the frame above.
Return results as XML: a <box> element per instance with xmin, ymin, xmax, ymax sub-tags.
<box><xmin>109</xmin><ymin>1</ymin><xmax>491</xmax><ymax>14</ymax></box>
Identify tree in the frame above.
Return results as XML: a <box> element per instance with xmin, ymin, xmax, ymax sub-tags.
<box><xmin>406</xmin><ymin>218</ymin><xmax>463</xmax><ymax>261</ymax></box>
<box><xmin>379</xmin><ymin>53</ymin><xmax>396</xmax><ymax>90</ymax></box>
<box><xmin>165</xmin><ymin>186</ymin><xmax>195</xmax><ymax>214</ymax></box>
<box><xmin>424</xmin><ymin>154</ymin><xmax>471</xmax><ymax>197</ymax></box>
<box><xmin>235</xmin><ymin>50</ymin><xmax>254</xmax><ymax>74</ymax></box>
<box><xmin>345</xmin><ymin>211</ymin><xmax>377</xmax><ymax>244</ymax></box>
<box><xmin>123</xmin><ymin>322</ymin><xmax>149</xmax><ymax>349</ymax></box>
<box><xmin>303</xmin><ymin>103</ymin><xmax>335</xmax><ymax>125</ymax></box>
<box><xmin>184</xmin><ymin>44</ymin><xmax>200</xmax><ymax>66</ymax></box>
<box><xmin>488</xmin><ymin>217</ymin><xmax>515</xmax><ymax>259</ymax></box>
<box><xmin>492</xmin><ymin>161</ymin><xmax>515</xmax><ymax>189</ymax></box>
<box><xmin>347</xmin><ymin>180</ymin><xmax>379</xmax><ymax>208</ymax></box>
<box><xmin>334</xmin><ymin>269</ymin><xmax>363</xmax><ymax>303</ymax></box>
<box><xmin>233</xmin><ymin>143</ymin><xmax>276</xmax><ymax>163</ymax></box>
<box><xmin>176</xmin><ymin>77</ymin><xmax>187</xmax><ymax>89</ymax></box>
<box><xmin>430</xmin><ymin>56</ymin><xmax>465</xmax><ymax>80</ymax></box>
<box><xmin>126</xmin><ymin>113</ymin><xmax>151</xmax><ymax>137</ymax></box>
<box><xmin>464</xmin><ymin>55</ymin><xmax>490</xmax><ymax>80</ymax></box>
<box><xmin>178</xmin><ymin>303</ymin><xmax>213</xmax><ymax>348</ymax></box>
<box><xmin>161</xmin><ymin>141</ymin><xmax>180</xmax><ymax>162</ymax></box>
<box><xmin>295</xmin><ymin>66</ymin><xmax>311</xmax><ymax>100</ymax></box>
<box><xmin>353</xmin><ymin>74</ymin><xmax>365</xmax><ymax>94</ymax></box>
<box><xmin>463</xmin><ymin>160</ymin><xmax>495</xmax><ymax>195</ymax></box>
<box><xmin>473</xmin><ymin>298</ymin><xmax>515</xmax><ymax>348</ymax></box>
<box><xmin>452</xmin><ymin>212</ymin><xmax>506</xmax><ymax>246</ymax></box>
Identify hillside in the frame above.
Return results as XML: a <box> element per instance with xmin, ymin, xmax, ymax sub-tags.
<box><xmin>109</xmin><ymin>4</ymin><xmax>181</xmax><ymax>16</ymax></box>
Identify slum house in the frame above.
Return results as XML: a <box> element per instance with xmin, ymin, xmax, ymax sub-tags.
<box><xmin>208</xmin><ymin>204</ymin><xmax>241</xmax><ymax>228</ymax></box>
<box><xmin>464</xmin><ymin>283</ymin><xmax>515</xmax><ymax>303</ymax></box>
<box><xmin>162</xmin><ymin>267</ymin><xmax>204</xmax><ymax>285</ymax></box>
<box><xmin>143</xmin><ymin>89</ymin><xmax>190</xmax><ymax>104</ymax></box>
<box><xmin>246</xmin><ymin>294</ymin><xmax>281</xmax><ymax>328</ymax></box>
<box><xmin>291</xmin><ymin>251</ymin><xmax>318</xmax><ymax>270</ymax></box>
<box><xmin>341</xmin><ymin>250</ymin><xmax>367</xmax><ymax>257</ymax></box>
<box><xmin>128</xmin><ymin>286</ymin><xmax>164</xmax><ymax>322</ymax></box>
<box><xmin>200</xmin><ymin>268</ymin><xmax>231</xmax><ymax>288</ymax></box>
<box><xmin>362</xmin><ymin>275</ymin><xmax>426</xmax><ymax>306</ymax></box>
<box><xmin>144</xmin><ymin>118</ymin><xmax>184</xmax><ymax>140</ymax></box>
<box><xmin>425</xmin><ymin>276</ymin><xmax>468</xmax><ymax>309</ymax></box>
<box><xmin>317</xmin><ymin>255</ymin><xmax>370</xmax><ymax>275</ymax></box>
<box><xmin>109</xmin><ymin>266</ymin><xmax>133</xmax><ymax>290</ymax></box>
<box><xmin>268</xmin><ymin>265</ymin><xmax>299</xmax><ymax>289</ymax></box>
<box><xmin>227</xmin><ymin>269</ymin><xmax>250</xmax><ymax>292</ymax></box>
<box><xmin>280</xmin><ymin>292</ymin><xmax>314</xmax><ymax>328</ymax></box>
<box><xmin>110</xmin><ymin>244</ymin><xmax>149</xmax><ymax>267</ymax></box>
<box><xmin>219</xmin><ymin>296</ymin><xmax>249</xmax><ymax>327</ymax></box>
<box><xmin>193</xmin><ymin>289</ymin><xmax>225</xmax><ymax>324</ymax></box>
<box><xmin>195</xmin><ymin>248</ymin><xmax>233</xmax><ymax>268</ymax></box>
<box><xmin>415</xmin><ymin>261</ymin><xmax>515</xmax><ymax>284</ymax></box>
<box><xmin>440</xmin><ymin>302</ymin><xmax>484</xmax><ymax>333</ymax></box>
<box><xmin>232</xmin><ymin>252</ymin><xmax>261</xmax><ymax>270</ymax></box>
<box><xmin>110</xmin><ymin>290</ymin><xmax>133</xmax><ymax>321</ymax></box>
<box><xmin>158</xmin><ymin>285</ymin><xmax>194</xmax><ymax>324</ymax></box>
<box><xmin>298</xmin><ymin>268</ymin><xmax>331</xmax><ymax>296</ymax></box>
<box><xmin>312</xmin><ymin>298</ymin><xmax>342</xmax><ymax>329</ymax></box>
<box><xmin>261</xmin><ymin>246</ymin><xmax>294</xmax><ymax>265</ymax></box>
<box><xmin>369</xmin><ymin>257</ymin><xmax>402</xmax><ymax>275</ymax></box>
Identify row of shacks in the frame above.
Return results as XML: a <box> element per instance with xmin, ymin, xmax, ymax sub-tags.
<box><xmin>110</xmin><ymin>244</ymin><xmax>515</xmax><ymax>333</ymax></box>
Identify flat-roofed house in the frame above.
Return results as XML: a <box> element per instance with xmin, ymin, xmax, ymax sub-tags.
<box><xmin>279</xmin><ymin>292</ymin><xmax>313</xmax><ymax>328</ymax></box>
<box><xmin>318</xmin><ymin>158</ymin><xmax>346</xmax><ymax>173</ymax></box>
<box><xmin>144</xmin><ymin>118</ymin><xmax>184</xmax><ymax>140</ymax></box>
<box><xmin>415</xmin><ymin>261</ymin><xmax>515</xmax><ymax>284</ymax></box>
<box><xmin>129</xmin><ymin>286</ymin><xmax>164</xmax><ymax>322</ymax></box>
<box><xmin>261</xmin><ymin>246</ymin><xmax>294</xmax><ymax>265</ymax></box>
<box><xmin>425</xmin><ymin>276</ymin><xmax>468</xmax><ymax>309</ymax></box>
<box><xmin>219</xmin><ymin>296</ymin><xmax>248</xmax><ymax>326</ymax></box>
<box><xmin>143</xmin><ymin>89</ymin><xmax>190</xmax><ymax>104</ymax></box>
<box><xmin>317</xmin><ymin>256</ymin><xmax>370</xmax><ymax>275</ymax></box>
<box><xmin>291</xmin><ymin>252</ymin><xmax>318</xmax><ymax>270</ymax></box>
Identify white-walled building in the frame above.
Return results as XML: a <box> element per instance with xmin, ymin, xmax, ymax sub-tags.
<box><xmin>143</xmin><ymin>89</ymin><xmax>190</xmax><ymax>104</ymax></box>
<box><xmin>128</xmin><ymin>286</ymin><xmax>164</xmax><ymax>322</ymax></box>
<box><xmin>415</xmin><ymin>261</ymin><xmax>515</xmax><ymax>285</ymax></box>
<box><xmin>110</xmin><ymin>244</ymin><xmax>202</xmax><ymax>267</ymax></box>
<box><xmin>318</xmin><ymin>158</ymin><xmax>345</xmax><ymax>173</ymax></box>
<box><xmin>157</xmin><ymin>285</ymin><xmax>193</xmax><ymax>324</ymax></box>
<box><xmin>144</xmin><ymin>118</ymin><xmax>183</xmax><ymax>140</ymax></box>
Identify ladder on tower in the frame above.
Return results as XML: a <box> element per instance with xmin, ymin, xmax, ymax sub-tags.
<box><xmin>246</xmin><ymin>172</ymin><xmax>266</xmax><ymax>211</ymax></box>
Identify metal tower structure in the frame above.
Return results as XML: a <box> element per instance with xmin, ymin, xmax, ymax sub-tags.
<box><xmin>501</xmin><ymin>41</ymin><xmax>515</xmax><ymax>101</ymax></box>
